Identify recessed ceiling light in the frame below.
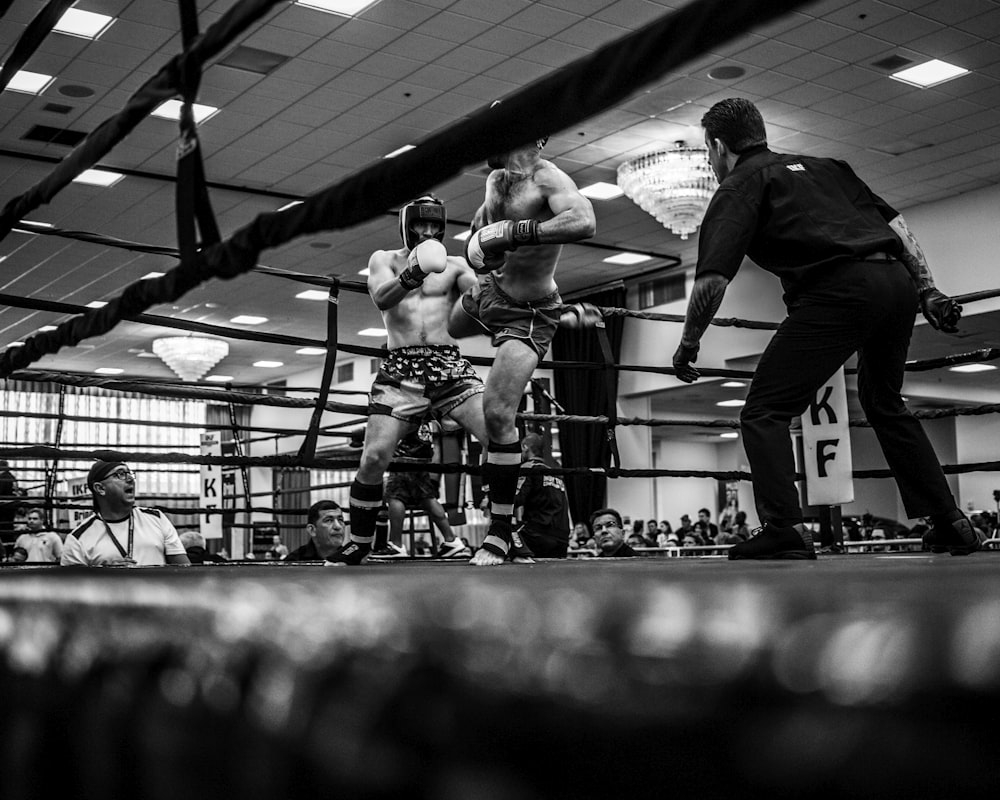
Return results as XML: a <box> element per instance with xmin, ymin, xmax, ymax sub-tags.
<box><xmin>54</xmin><ymin>9</ymin><xmax>115</xmax><ymax>39</ymax></box>
<box><xmin>296</xmin><ymin>347</ymin><xmax>327</xmax><ymax>355</ymax></box>
<box><xmin>358</xmin><ymin>328</ymin><xmax>388</xmax><ymax>337</ymax></box>
<box><xmin>230</xmin><ymin>315</ymin><xmax>268</xmax><ymax>325</ymax></box>
<box><xmin>4</xmin><ymin>70</ymin><xmax>55</xmax><ymax>95</ymax></box>
<box><xmin>296</xmin><ymin>290</ymin><xmax>329</xmax><ymax>300</ymax></box>
<box><xmin>721</xmin><ymin>381</ymin><xmax>746</xmax><ymax>388</ymax></box>
<box><xmin>358</xmin><ymin>267</ymin><xmax>370</xmax><ymax>276</ymax></box>
<box><xmin>253</xmin><ymin>360</ymin><xmax>283</xmax><ymax>368</ymax></box>
<box><xmin>151</xmin><ymin>99</ymin><xmax>219</xmax><ymax>124</ymax></box>
<box><xmin>295</xmin><ymin>0</ymin><xmax>382</xmax><ymax>15</ymax></box>
<box><xmin>38</xmin><ymin>325</ymin><xmax>58</xmax><ymax>332</ymax></box>
<box><xmin>719</xmin><ymin>432</ymin><xmax>739</xmax><ymax>439</ymax></box>
<box><xmin>603</xmin><ymin>252</ymin><xmax>651</xmax><ymax>265</ymax></box>
<box><xmin>205</xmin><ymin>375</ymin><xmax>233</xmax><ymax>382</ymax></box>
<box><xmin>73</xmin><ymin>168</ymin><xmax>124</xmax><ymax>187</ymax></box>
<box><xmin>453</xmin><ymin>231</ymin><xmax>471</xmax><ymax>242</ymax></box>
<box><xmin>95</xmin><ymin>367</ymin><xmax>124</xmax><ymax>375</ymax></box>
<box><xmin>716</xmin><ymin>399</ymin><xmax>746</xmax><ymax>407</ymax></box>
<box><xmin>85</xmin><ymin>301</ymin><xmax>108</xmax><ymax>309</ymax></box>
<box><xmin>891</xmin><ymin>59</ymin><xmax>968</xmax><ymax>88</ymax></box>
<box><xmin>580</xmin><ymin>182</ymin><xmax>624</xmax><ymax>200</ymax></box>
<box><xmin>708</xmin><ymin>65</ymin><xmax>746</xmax><ymax>81</ymax></box>
<box><xmin>949</xmin><ymin>363</ymin><xmax>996</xmax><ymax>373</ymax></box>
<box><xmin>141</xmin><ymin>271</ymin><xmax>166</xmax><ymax>280</ymax></box>
<box><xmin>383</xmin><ymin>144</ymin><xmax>416</xmax><ymax>159</ymax></box>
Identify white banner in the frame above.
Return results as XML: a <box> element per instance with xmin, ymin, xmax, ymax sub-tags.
<box><xmin>200</xmin><ymin>432</ymin><xmax>223</xmax><ymax>540</ymax></box>
<box><xmin>801</xmin><ymin>366</ymin><xmax>854</xmax><ymax>506</ymax></box>
<box><xmin>67</xmin><ymin>476</ymin><xmax>91</xmax><ymax>529</ymax></box>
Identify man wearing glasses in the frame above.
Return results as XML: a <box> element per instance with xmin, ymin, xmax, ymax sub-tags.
<box><xmin>589</xmin><ymin>508</ymin><xmax>640</xmax><ymax>558</ymax></box>
<box><xmin>61</xmin><ymin>460</ymin><xmax>190</xmax><ymax>567</ymax></box>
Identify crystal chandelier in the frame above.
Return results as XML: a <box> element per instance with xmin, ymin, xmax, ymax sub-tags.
<box><xmin>616</xmin><ymin>142</ymin><xmax>719</xmax><ymax>240</ymax></box>
<box><xmin>152</xmin><ymin>336</ymin><xmax>229</xmax><ymax>382</ymax></box>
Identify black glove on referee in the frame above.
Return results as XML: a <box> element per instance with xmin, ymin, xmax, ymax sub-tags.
<box><xmin>920</xmin><ymin>288</ymin><xmax>962</xmax><ymax>334</ymax></box>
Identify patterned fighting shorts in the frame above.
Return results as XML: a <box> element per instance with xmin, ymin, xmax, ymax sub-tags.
<box><xmin>369</xmin><ymin>345</ymin><xmax>484</xmax><ymax>424</ymax></box>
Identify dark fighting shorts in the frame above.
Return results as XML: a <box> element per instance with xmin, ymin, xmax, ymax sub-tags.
<box><xmin>384</xmin><ymin>470</ymin><xmax>440</xmax><ymax>507</ymax></box>
<box><xmin>460</xmin><ymin>274</ymin><xmax>562</xmax><ymax>360</ymax></box>
<box><xmin>369</xmin><ymin>345</ymin><xmax>483</xmax><ymax>423</ymax></box>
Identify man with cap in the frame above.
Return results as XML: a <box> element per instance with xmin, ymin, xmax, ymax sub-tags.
<box><xmin>61</xmin><ymin>460</ymin><xmax>190</xmax><ymax>567</ymax></box>
<box><xmin>327</xmin><ymin>195</ymin><xmax>491</xmax><ymax>566</ymax></box>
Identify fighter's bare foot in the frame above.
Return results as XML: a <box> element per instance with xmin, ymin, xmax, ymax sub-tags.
<box><xmin>510</xmin><ymin>555</ymin><xmax>535</xmax><ymax>564</ymax></box>
<box><xmin>470</xmin><ymin>548</ymin><xmax>505</xmax><ymax>566</ymax></box>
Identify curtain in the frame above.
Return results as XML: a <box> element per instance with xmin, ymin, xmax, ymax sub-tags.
<box><xmin>551</xmin><ymin>285</ymin><xmax>626</xmax><ymax>528</ymax></box>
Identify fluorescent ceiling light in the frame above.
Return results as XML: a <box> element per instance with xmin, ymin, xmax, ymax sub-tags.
<box><xmin>7</xmin><ymin>341</ymin><xmax>24</xmax><ymax>348</ymax></box>
<box><xmin>453</xmin><ymin>231</ymin><xmax>471</xmax><ymax>242</ymax></box>
<box><xmin>358</xmin><ymin>328</ymin><xmax>388</xmax><ymax>337</ymax></box>
<box><xmin>4</xmin><ymin>70</ymin><xmax>54</xmax><ymax>94</ymax></box>
<box><xmin>580</xmin><ymin>182</ymin><xmax>624</xmax><ymax>200</ymax></box>
<box><xmin>38</xmin><ymin>325</ymin><xmax>58</xmax><ymax>332</ymax></box>
<box><xmin>141</xmin><ymin>271</ymin><xmax>166</xmax><ymax>280</ymax></box>
<box><xmin>949</xmin><ymin>363</ymin><xmax>996</xmax><ymax>373</ymax></box>
<box><xmin>358</xmin><ymin>267</ymin><xmax>370</xmax><ymax>276</ymax></box>
<box><xmin>383</xmin><ymin>144</ymin><xmax>415</xmax><ymax>159</ymax></box>
<box><xmin>603</xmin><ymin>252</ymin><xmax>651</xmax><ymax>265</ymax></box>
<box><xmin>15</xmin><ymin>220</ymin><xmax>54</xmax><ymax>234</ymax></box>
<box><xmin>716</xmin><ymin>399</ymin><xmax>746</xmax><ymax>407</ymax></box>
<box><xmin>230</xmin><ymin>315</ymin><xmax>268</xmax><ymax>325</ymax></box>
<box><xmin>296</xmin><ymin>289</ymin><xmax>329</xmax><ymax>300</ymax></box>
<box><xmin>253</xmin><ymin>360</ymin><xmax>283</xmax><ymax>368</ymax></box>
<box><xmin>891</xmin><ymin>59</ymin><xmax>968</xmax><ymax>88</ymax></box>
<box><xmin>296</xmin><ymin>347</ymin><xmax>327</xmax><ymax>355</ymax></box>
<box><xmin>205</xmin><ymin>375</ymin><xmax>233</xmax><ymax>382</ymax></box>
<box><xmin>295</xmin><ymin>0</ymin><xmax>382</xmax><ymax>15</ymax></box>
<box><xmin>151</xmin><ymin>99</ymin><xmax>219</xmax><ymax>124</ymax></box>
<box><xmin>721</xmin><ymin>381</ymin><xmax>746</xmax><ymax>388</ymax></box>
<box><xmin>86</xmin><ymin>301</ymin><xmax>108</xmax><ymax>309</ymax></box>
<box><xmin>719</xmin><ymin>432</ymin><xmax>739</xmax><ymax>439</ymax></box>
<box><xmin>278</xmin><ymin>200</ymin><xmax>303</xmax><ymax>211</ymax></box>
<box><xmin>95</xmin><ymin>367</ymin><xmax>124</xmax><ymax>375</ymax></box>
<box><xmin>73</xmin><ymin>168</ymin><xmax>124</xmax><ymax>187</ymax></box>
<box><xmin>54</xmin><ymin>9</ymin><xmax>115</xmax><ymax>39</ymax></box>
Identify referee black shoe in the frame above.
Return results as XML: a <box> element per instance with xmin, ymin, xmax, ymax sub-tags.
<box><xmin>324</xmin><ymin>541</ymin><xmax>370</xmax><ymax>566</ymax></box>
<box><xmin>727</xmin><ymin>523</ymin><xmax>817</xmax><ymax>560</ymax></box>
<box><xmin>925</xmin><ymin>514</ymin><xmax>985</xmax><ymax>556</ymax></box>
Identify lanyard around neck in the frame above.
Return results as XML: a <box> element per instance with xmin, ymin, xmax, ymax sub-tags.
<box><xmin>100</xmin><ymin>510</ymin><xmax>134</xmax><ymax>560</ymax></box>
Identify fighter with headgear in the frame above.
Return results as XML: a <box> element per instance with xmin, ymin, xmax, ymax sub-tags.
<box><xmin>326</xmin><ymin>194</ymin><xmax>490</xmax><ymax>566</ymax></box>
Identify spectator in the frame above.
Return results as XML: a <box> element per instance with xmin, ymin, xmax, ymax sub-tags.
<box><xmin>730</xmin><ymin>510</ymin><xmax>751</xmax><ymax>542</ymax></box>
<box><xmin>627</xmin><ymin>532</ymin><xmax>648</xmax><ymax>550</ymax></box>
<box><xmin>61</xmin><ymin>461</ymin><xmax>191</xmax><ymax>567</ymax></box>
<box><xmin>645</xmin><ymin>519</ymin><xmax>659</xmax><ymax>544</ymax></box>
<box><xmin>285</xmin><ymin>500</ymin><xmax>346</xmax><ymax>561</ymax></box>
<box><xmin>571</xmin><ymin>522</ymin><xmax>590</xmax><ymax>548</ymax></box>
<box><xmin>0</xmin><ymin>460</ymin><xmax>18</xmax><ymax>558</ymax></box>
<box><xmin>697</xmin><ymin>508</ymin><xmax>720</xmax><ymax>541</ymax></box>
<box><xmin>513</xmin><ymin>433</ymin><xmax>571</xmax><ymax>558</ymax></box>
<box><xmin>590</xmin><ymin>508</ymin><xmax>640</xmax><ymax>558</ymax></box>
<box><xmin>269</xmin><ymin>534</ymin><xmax>289</xmax><ymax>560</ymax></box>
<box><xmin>10</xmin><ymin>508</ymin><xmax>62</xmax><ymax>563</ymax></box>
<box><xmin>676</xmin><ymin>514</ymin><xmax>693</xmax><ymax>538</ymax></box>
<box><xmin>382</xmin><ymin>426</ymin><xmax>470</xmax><ymax>559</ymax></box>
<box><xmin>179</xmin><ymin>531</ymin><xmax>227</xmax><ymax>564</ymax></box>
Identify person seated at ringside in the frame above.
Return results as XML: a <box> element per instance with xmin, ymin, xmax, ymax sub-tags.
<box><xmin>285</xmin><ymin>500</ymin><xmax>346</xmax><ymax>561</ymax></box>
<box><xmin>513</xmin><ymin>432</ymin><xmax>571</xmax><ymax>558</ymax></box>
<box><xmin>61</xmin><ymin>460</ymin><xmax>190</xmax><ymax>567</ymax></box>
<box><xmin>179</xmin><ymin>531</ymin><xmax>228</xmax><ymax>564</ymax></box>
<box><xmin>590</xmin><ymin>508</ymin><xmax>640</xmax><ymax>558</ymax></box>
<box><xmin>10</xmin><ymin>508</ymin><xmax>62</xmax><ymax>563</ymax></box>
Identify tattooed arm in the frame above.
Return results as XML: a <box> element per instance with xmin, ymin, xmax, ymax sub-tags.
<box><xmin>673</xmin><ymin>272</ymin><xmax>731</xmax><ymax>383</ymax></box>
<box><xmin>888</xmin><ymin>214</ymin><xmax>962</xmax><ymax>333</ymax></box>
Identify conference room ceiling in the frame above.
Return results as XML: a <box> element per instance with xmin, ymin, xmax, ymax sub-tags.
<box><xmin>1</xmin><ymin>0</ymin><xmax>999</xmax><ymax>418</ymax></box>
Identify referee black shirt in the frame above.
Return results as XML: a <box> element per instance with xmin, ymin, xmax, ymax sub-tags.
<box><xmin>514</xmin><ymin>457</ymin><xmax>570</xmax><ymax>543</ymax></box>
<box><xmin>695</xmin><ymin>145</ymin><xmax>902</xmax><ymax>303</ymax></box>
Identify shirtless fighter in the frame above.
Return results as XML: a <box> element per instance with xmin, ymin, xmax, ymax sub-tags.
<box><xmin>449</xmin><ymin>129</ymin><xmax>597</xmax><ymax>567</ymax></box>
<box><xmin>327</xmin><ymin>194</ymin><xmax>489</xmax><ymax>565</ymax></box>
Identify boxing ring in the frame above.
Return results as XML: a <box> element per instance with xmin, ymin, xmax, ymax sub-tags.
<box><xmin>2</xmin><ymin>0</ymin><xmax>1000</xmax><ymax>797</ymax></box>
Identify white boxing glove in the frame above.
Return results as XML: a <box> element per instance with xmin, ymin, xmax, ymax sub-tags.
<box><xmin>399</xmin><ymin>239</ymin><xmax>448</xmax><ymax>289</ymax></box>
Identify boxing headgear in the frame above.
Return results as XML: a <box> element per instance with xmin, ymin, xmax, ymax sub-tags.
<box><xmin>398</xmin><ymin>194</ymin><xmax>446</xmax><ymax>251</ymax></box>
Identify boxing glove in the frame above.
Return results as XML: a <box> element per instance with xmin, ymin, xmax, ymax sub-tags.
<box><xmin>559</xmin><ymin>302</ymin><xmax>603</xmax><ymax>329</ymax></box>
<box><xmin>464</xmin><ymin>219</ymin><xmax>539</xmax><ymax>273</ymax></box>
<box><xmin>399</xmin><ymin>239</ymin><xmax>448</xmax><ymax>290</ymax></box>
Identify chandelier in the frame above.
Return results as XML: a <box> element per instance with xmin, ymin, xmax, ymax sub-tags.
<box><xmin>616</xmin><ymin>142</ymin><xmax>719</xmax><ymax>240</ymax></box>
<box><xmin>152</xmin><ymin>336</ymin><xmax>229</xmax><ymax>382</ymax></box>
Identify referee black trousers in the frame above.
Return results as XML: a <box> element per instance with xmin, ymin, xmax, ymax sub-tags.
<box><xmin>740</xmin><ymin>260</ymin><xmax>957</xmax><ymax>528</ymax></box>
